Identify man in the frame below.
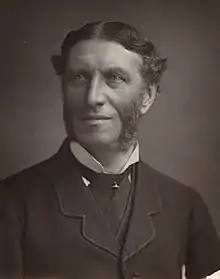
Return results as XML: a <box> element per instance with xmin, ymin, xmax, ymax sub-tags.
<box><xmin>0</xmin><ymin>21</ymin><xmax>220</xmax><ymax>279</ymax></box>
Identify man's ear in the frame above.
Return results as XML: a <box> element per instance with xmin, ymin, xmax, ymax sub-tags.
<box><xmin>51</xmin><ymin>55</ymin><xmax>64</xmax><ymax>75</ymax></box>
<box><xmin>140</xmin><ymin>84</ymin><xmax>157</xmax><ymax>115</ymax></box>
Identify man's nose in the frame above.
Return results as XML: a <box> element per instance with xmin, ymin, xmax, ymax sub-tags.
<box><xmin>86</xmin><ymin>74</ymin><xmax>106</xmax><ymax>107</ymax></box>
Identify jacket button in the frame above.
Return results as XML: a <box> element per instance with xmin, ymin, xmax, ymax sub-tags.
<box><xmin>132</xmin><ymin>271</ymin><xmax>140</xmax><ymax>279</ymax></box>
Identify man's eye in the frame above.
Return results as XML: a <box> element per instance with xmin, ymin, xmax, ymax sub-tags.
<box><xmin>106</xmin><ymin>73</ymin><xmax>126</xmax><ymax>83</ymax></box>
<box><xmin>66</xmin><ymin>73</ymin><xmax>88</xmax><ymax>84</ymax></box>
<box><xmin>72</xmin><ymin>73</ymin><xmax>87</xmax><ymax>81</ymax></box>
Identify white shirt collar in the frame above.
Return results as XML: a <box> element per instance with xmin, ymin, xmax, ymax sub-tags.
<box><xmin>70</xmin><ymin>141</ymin><xmax>139</xmax><ymax>174</ymax></box>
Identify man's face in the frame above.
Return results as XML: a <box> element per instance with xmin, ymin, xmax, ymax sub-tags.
<box><xmin>62</xmin><ymin>39</ymin><xmax>153</xmax><ymax>151</ymax></box>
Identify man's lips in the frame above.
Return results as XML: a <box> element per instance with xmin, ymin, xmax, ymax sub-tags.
<box><xmin>79</xmin><ymin>115</ymin><xmax>112</xmax><ymax>120</ymax></box>
<box><xmin>77</xmin><ymin>115</ymin><xmax>112</xmax><ymax>125</ymax></box>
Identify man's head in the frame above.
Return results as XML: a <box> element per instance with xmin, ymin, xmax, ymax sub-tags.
<box><xmin>52</xmin><ymin>21</ymin><xmax>166</xmax><ymax>152</ymax></box>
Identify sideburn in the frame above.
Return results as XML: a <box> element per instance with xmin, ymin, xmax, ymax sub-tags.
<box><xmin>63</xmin><ymin>101</ymin><xmax>77</xmax><ymax>141</ymax></box>
<box><xmin>118</xmin><ymin>95</ymin><xmax>143</xmax><ymax>151</ymax></box>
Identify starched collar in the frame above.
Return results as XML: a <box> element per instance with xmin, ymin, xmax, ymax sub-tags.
<box><xmin>70</xmin><ymin>141</ymin><xmax>139</xmax><ymax>174</ymax></box>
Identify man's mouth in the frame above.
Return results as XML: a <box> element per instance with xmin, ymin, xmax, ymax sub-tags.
<box><xmin>79</xmin><ymin>114</ymin><xmax>112</xmax><ymax>125</ymax></box>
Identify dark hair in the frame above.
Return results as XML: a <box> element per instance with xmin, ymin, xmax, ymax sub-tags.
<box><xmin>52</xmin><ymin>21</ymin><xmax>167</xmax><ymax>90</ymax></box>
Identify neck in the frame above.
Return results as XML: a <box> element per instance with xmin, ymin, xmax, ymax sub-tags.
<box><xmin>80</xmin><ymin>142</ymin><xmax>136</xmax><ymax>174</ymax></box>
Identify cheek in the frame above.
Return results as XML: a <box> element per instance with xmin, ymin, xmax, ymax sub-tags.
<box><xmin>63</xmin><ymin>85</ymin><xmax>86</xmax><ymax>110</ymax></box>
<box><xmin>114</xmin><ymin>96</ymin><xmax>143</xmax><ymax>124</ymax></box>
<box><xmin>115</xmin><ymin>81</ymin><xmax>143</xmax><ymax>102</ymax></box>
<box><xmin>111</xmin><ymin>90</ymin><xmax>141</xmax><ymax>115</ymax></box>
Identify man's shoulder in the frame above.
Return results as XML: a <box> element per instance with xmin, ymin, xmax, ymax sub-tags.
<box><xmin>1</xmin><ymin>155</ymin><xmax>58</xmax><ymax>189</ymax></box>
<box><xmin>140</xmin><ymin>160</ymin><xmax>202</xmax><ymax>206</ymax></box>
<box><xmin>1</xmin><ymin>139</ymin><xmax>73</xmax><ymax>188</ymax></box>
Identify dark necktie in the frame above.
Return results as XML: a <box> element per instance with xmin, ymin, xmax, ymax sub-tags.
<box><xmin>72</xmin><ymin>156</ymin><xmax>133</xmax><ymax>235</ymax></box>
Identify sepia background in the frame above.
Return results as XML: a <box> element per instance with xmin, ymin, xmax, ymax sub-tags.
<box><xmin>0</xmin><ymin>0</ymin><xmax>220</xmax><ymax>241</ymax></box>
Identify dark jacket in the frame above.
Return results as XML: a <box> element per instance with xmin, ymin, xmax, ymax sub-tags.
<box><xmin>1</xmin><ymin>140</ymin><xmax>220</xmax><ymax>279</ymax></box>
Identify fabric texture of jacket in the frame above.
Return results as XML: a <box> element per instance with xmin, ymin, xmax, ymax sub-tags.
<box><xmin>1</xmin><ymin>139</ymin><xmax>220</xmax><ymax>279</ymax></box>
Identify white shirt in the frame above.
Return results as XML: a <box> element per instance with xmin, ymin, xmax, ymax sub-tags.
<box><xmin>70</xmin><ymin>141</ymin><xmax>139</xmax><ymax>186</ymax></box>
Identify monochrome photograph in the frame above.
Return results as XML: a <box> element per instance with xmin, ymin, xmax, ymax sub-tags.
<box><xmin>0</xmin><ymin>0</ymin><xmax>220</xmax><ymax>278</ymax></box>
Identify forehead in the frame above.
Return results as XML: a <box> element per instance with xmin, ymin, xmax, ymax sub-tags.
<box><xmin>66</xmin><ymin>39</ymin><xmax>143</xmax><ymax>72</ymax></box>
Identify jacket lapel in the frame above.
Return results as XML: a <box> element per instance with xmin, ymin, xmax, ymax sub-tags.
<box><xmin>123</xmin><ymin>161</ymin><xmax>163</xmax><ymax>262</ymax></box>
<box><xmin>53</xmin><ymin>140</ymin><xmax>120</xmax><ymax>258</ymax></box>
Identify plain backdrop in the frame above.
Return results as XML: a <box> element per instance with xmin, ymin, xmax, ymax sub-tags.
<box><xmin>0</xmin><ymin>0</ymin><xmax>220</xmax><ymax>236</ymax></box>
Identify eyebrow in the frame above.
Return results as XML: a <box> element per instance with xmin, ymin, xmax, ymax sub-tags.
<box><xmin>66</xmin><ymin>66</ymin><xmax>131</xmax><ymax>80</ymax></box>
<box><xmin>65</xmin><ymin>68</ymin><xmax>94</xmax><ymax>79</ymax></box>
